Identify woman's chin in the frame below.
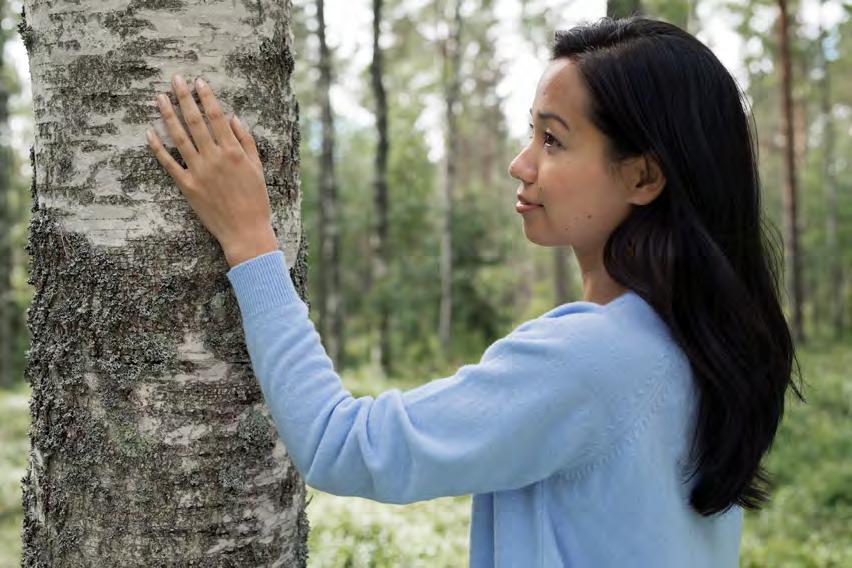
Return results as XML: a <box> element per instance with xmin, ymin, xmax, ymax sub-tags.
<box><xmin>522</xmin><ymin>227</ymin><xmax>549</xmax><ymax>247</ymax></box>
<box><xmin>522</xmin><ymin>226</ymin><xmax>567</xmax><ymax>248</ymax></box>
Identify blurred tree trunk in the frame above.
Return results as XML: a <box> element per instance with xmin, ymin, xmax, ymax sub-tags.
<box><xmin>794</xmin><ymin>51</ymin><xmax>808</xmax><ymax>166</ymax></box>
<box><xmin>792</xmin><ymin>4</ymin><xmax>810</xmax><ymax>334</ymax></box>
<box><xmin>553</xmin><ymin>247</ymin><xmax>574</xmax><ymax>306</ymax></box>
<box><xmin>608</xmin><ymin>0</ymin><xmax>642</xmax><ymax>18</ymax></box>
<box><xmin>438</xmin><ymin>0</ymin><xmax>462</xmax><ymax>352</ymax></box>
<box><xmin>0</xmin><ymin>42</ymin><xmax>11</xmax><ymax>388</ymax></box>
<box><xmin>817</xmin><ymin>0</ymin><xmax>842</xmax><ymax>337</ymax></box>
<box><xmin>644</xmin><ymin>0</ymin><xmax>690</xmax><ymax>28</ymax></box>
<box><xmin>776</xmin><ymin>0</ymin><xmax>805</xmax><ymax>344</ymax></box>
<box><xmin>370</xmin><ymin>0</ymin><xmax>392</xmax><ymax>375</ymax></box>
<box><xmin>687</xmin><ymin>0</ymin><xmax>699</xmax><ymax>34</ymax></box>
<box><xmin>19</xmin><ymin>1</ymin><xmax>309</xmax><ymax>564</ymax></box>
<box><xmin>316</xmin><ymin>0</ymin><xmax>345</xmax><ymax>369</ymax></box>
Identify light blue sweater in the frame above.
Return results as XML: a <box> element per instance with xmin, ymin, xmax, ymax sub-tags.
<box><xmin>226</xmin><ymin>250</ymin><xmax>743</xmax><ymax>567</ymax></box>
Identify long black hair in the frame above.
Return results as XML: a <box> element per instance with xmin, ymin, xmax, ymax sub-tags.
<box><xmin>551</xmin><ymin>16</ymin><xmax>804</xmax><ymax>516</ymax></box>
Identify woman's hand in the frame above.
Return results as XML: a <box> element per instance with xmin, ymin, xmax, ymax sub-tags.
<box><xmin>146</xmin><ymin>74</ymin><xmax>278</xmax><ymax>268</ymax></box>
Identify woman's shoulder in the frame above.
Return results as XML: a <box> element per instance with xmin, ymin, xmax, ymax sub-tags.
<box><xmin>512</xmin><ymin>289</ymin><xmax>690</xmax><ymax>389</ymax></box>
<box><xmin>539</xmin><ymin>288</ymin><xmax>661</xmax><ymax>325</ymax></box>
<box><xmin>530</xmin><ymin>289</ymin><xmax>673</xmax><ymax>346</ymax></box>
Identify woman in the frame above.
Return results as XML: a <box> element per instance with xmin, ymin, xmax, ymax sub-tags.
<box><xmin>146</xmin><ymin>16</ymin><xmax>802</xmax><ymax>567</ymax></box>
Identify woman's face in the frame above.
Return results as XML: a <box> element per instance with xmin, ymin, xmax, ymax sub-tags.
<box><xmin>508</xmin><ymin>58</ymin><xmax>641</xmax><ymax>254</ymax></box>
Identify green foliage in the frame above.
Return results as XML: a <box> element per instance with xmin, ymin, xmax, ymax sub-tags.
<box><xmin>305</xmin><ymin>491</ymin><xmax>470</xmax><ymax>567</ymax></box>
<box><xmin>740</xmin><ymin>340</ymin><xmax>852</xmax><ymax>566</ymax></box>
<box><xmin>0</xmin><ymin>382</ymin><xmax>28</xmax><ymax>567</ymax></box>
<box><xmin>448</xmin><ymin>197</ymin><xmax>515</xmax><ymax>355</ymax></box>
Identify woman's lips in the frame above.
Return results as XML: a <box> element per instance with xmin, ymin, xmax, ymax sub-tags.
<box><xmin>515</xmin><ymin>201</ymin><xmax>543</xmax><ymax>213</ymax></box>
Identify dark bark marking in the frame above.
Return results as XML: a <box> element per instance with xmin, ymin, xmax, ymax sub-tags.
<box><xmin>18</xmin><ymin>6</ymin><xmax>36</xmax><ymax>53</ymax></box>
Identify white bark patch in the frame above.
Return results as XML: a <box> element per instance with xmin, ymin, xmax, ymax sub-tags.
<box><xmin>136</xmin><ymin>409</ymin><xmax>213</xmax><ymax>446</ymax></box>
<box><xmin>83</xmin><ymin>371</ymin><xmax>109</xmax><ymax>421</ymax></box>
<box><xmin>205</xmin><ymin>538</ymin><xmax>238</xmax><ymax>555</ymax></box>
<box><xmin>28</xmin><ymin>448</ymin><xmax>46</xmax><ymax>525</ymax></box>
<box><xmin>272</xmin><ymin>206</ymin><xmax>304</xmax><ymax>272</ymax></box>
<box><xmin>249</xmin><ymin>438</ymin><xmax>290</xmax><ymax>488</ymax></box>
<box><xmin>163</xmin><ymin>422</ymin><xmax>214</xmax><ymax>446</ymax></box>
<box><xmin>36</xmin><ymin>195</ymin><xmax>184</xmax><ymax>247</ymax></box>
<box><xmin>178</xmin><ymin>330</ymin><xmax>217</xmax><ymax>363</ymax></box>
<box><xmin>174</xmin><ymin>360</ymin><xmax>230</xmax><ymax>384</ymax></box>
<box><xmin>177</xmin><ymin>456</ymin><xmax>200</xmax><ymax>474</ymax></box>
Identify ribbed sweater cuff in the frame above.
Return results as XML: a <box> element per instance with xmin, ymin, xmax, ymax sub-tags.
<box><xmin>225</xmin><ymin>250</ymin><xmax>302</xmax><ymax>320</ymax></box>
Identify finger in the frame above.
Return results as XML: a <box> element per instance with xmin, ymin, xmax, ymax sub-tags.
<box><xmin>146</xmin><ymin>127</ymin><xmax>192</xmax><ymax>188</ymax></box>
<box><xmin>157</xmin><ymin>93</ymin><xmax>200</xmax><ymax>167</ymax></box>
<box><xmin>171</xmin><ymin>74</ymin><xmax>214</xmax><ymax>154</ymax></box>
<box><xmin>230</xmin><ymin>115</ymin><xmax>261</xmax><ymax>164</ymax></box>
<box><xmin>195</xmin><ymin>77</ymin><xmax>239</xmax><ymax>148</ymax></box>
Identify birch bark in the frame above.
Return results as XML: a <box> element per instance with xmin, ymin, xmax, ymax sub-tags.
<box><xmin>20</xmin><ymin>1</ymin><xmax>309</xmax><ymax>565</ymax></box>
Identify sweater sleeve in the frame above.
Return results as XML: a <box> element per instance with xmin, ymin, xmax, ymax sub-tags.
<box><xmin>226</xmin><ymin>250</ymin><xmax>615</xmax><ymax>504</ymax></box>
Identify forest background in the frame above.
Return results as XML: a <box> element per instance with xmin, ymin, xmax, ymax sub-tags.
<box><xmin>0</xmin><ymin>0</ymin><xmax>850</xmax><ymax>565</ymax></box>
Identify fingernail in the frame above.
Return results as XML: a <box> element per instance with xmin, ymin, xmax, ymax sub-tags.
<box><xmin>195</xmin><ymin>77</ymin><xmax>206</xmax><ymax>89</ymax></box>
<box><xmin>173</xmin><ymin>74</ymin><xmax>185</xmax><ymax>88</ymax></box>
<box><xmin>157</xmin><ymin>94</ymin><xmax>168</xmax><ymax>106</ymax></box>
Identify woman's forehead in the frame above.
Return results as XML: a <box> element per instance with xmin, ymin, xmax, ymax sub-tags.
<box><xmin>533</xmin><ymin>59</ymin><xmax>587</xmax><ymax>121</ymax></box>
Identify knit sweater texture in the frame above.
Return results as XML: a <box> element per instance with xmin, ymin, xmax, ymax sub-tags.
<box><xmin>226</xmin><ymin>250</ymin><xmax>743</xmax><ymax>567</ymax></box>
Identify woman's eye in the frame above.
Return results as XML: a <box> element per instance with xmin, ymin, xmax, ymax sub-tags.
<box><xmin>527</xmin><ymin>123</ymin><xmax>559</xmax><ymax>148</ymax></box>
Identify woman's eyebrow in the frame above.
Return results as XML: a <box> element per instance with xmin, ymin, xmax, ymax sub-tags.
<box><xmin>529</xmin><ymin>108</ymin><xmax>570</xmax><ymax>131</ymax></box>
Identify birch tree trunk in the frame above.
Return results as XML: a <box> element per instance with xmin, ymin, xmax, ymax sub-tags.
<box><xmin>776</xmin><ymin>0</ymin><xmax>805</xmax><ymax>344</ymax></box>
<box><xmin>686</xmin><ymin>0</ymin><xmax>699</xmax><ymax>34</ymax></box>
<box><xmin>552</xmin><ymin>246</ymin><xmax>574</xmax><ymax>306</ymax></box>
<box><xmin>19</xmin><ymin>1</ymin><xmax>309</xmax><ymax>565</ymax></box>
<box><xmin>607</xmin><ymin>0</ymin><xmax>641</xmax><ymax>18</ymax></box>
<box><xmin>0</xmin><ymin>23</ymin><xmax>12</xmax><ymax>388</ymax></box>
<box><xmin>316</xmin><ymin>0</ymin><xmax>344</xmax><ymax>369</ymax></box>
<box><xmin>370</xmin><ymin>0</ymin><xmax>392</xmax><ymax>376</ymax></box>
<box><xmin>817</xmin><ymin>0</ymin><xmax>842</xmax><ymax>337</ymax></box>
<box><xmin>438</xmin><ymin>0</ymin><xmax>461</xmax><ymax>352</ymax></box>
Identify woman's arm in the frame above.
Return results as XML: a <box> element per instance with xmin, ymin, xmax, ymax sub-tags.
<box><xmin>144</xmin><ymin>74</ymin><xmax>652</xmax><ymax>504</ymax></box>
<box><xmin>228</xmin><ymin>250</ymin><xmax>619</xmax><ymax>504</ymax></box>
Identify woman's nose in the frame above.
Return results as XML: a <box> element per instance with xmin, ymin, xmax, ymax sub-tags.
<box><xmin>508</xmin><ymin>146</ymin><xmax>536</xmax><ymax>184</ymax></box>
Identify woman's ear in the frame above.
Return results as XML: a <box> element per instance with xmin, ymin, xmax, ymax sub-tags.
<box><xmin>622</xmin><ymin>153</ymin><xmax>666</xmax><ymax>206</ymax></box>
